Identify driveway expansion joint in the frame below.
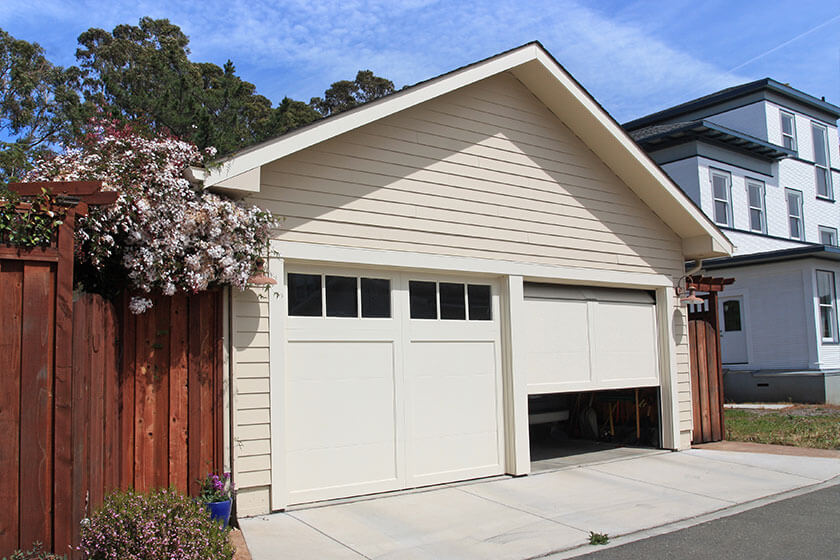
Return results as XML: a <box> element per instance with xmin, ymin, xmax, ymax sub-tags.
<box><xmin>287</xmin><ymin>512</ymin><xmax>373</xmax><ymax>560</ymax></box>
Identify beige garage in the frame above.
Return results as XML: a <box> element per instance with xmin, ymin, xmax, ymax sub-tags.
<box><xmin>209</xmin><ymin>42</ymin><xmax>733</xmax><ymax>515</ymax></box>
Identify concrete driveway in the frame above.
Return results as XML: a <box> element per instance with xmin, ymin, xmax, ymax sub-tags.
<box><xmin>239</xmin><ymin>447</ymin><xmax>840</xmax><ymax>559</ymax></box>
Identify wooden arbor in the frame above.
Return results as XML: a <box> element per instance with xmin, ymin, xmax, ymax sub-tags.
<box><xmin>686</xmin><ymin>276</ymin><xmax>734</xmax><ymax>444</ymax></box>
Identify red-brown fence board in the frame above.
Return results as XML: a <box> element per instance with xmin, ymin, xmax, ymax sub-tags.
<box><xmin>19</xmin><ymin>262</ymin><xmax>55</xmax><ymax>548</ymax></box>
<box><xmin>169</xmin><ymin>296</ymin><xmax>189</xmax><ymax>493</ymax></box>
<box><xmin>0</xmin><ymin>261</ymin><xmax>23</xmax><ymax>554</ymax></box>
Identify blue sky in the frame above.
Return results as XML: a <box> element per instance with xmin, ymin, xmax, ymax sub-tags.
<box><xmin>2</xmin><ymin>1</ymin><xmax>839</xmax><ymax>123</ymax></box>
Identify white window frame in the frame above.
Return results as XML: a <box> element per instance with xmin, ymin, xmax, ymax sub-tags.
<box><xmin>745</xmin><ymin>179</ymin><xmax>766</xmax><ymax>233</ymax></box>
<box><xmin>812</xmin><ymin>122</ymin><xmax>833</xmax><ymax>200</ymax></box>
<box><xmin>780</xmin><ymin>110</ymin><xmax>797</xmax><ymax>152</ymax></box>
<box><xmin>819</xmin><ymin>226</ymin><xmax>838</xmax><ymax>247</ymax></box>
<box><xmin>786</xmin><ymin>188</ymin><xmax>804</xmax><ymax>240</ymax></box>
<box><xmin>816</xmin><ymin>269</ymin><xmax>838</xmax><ymax>344</ymax></box>
<box><xmin>710</xmin><ymin>169</ymin><xmax>733</xmax><ymax>227</ymax></box>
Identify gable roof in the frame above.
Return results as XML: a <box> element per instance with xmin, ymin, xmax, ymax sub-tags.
<box><xmin>623</xmin><ymin>78</ymin><xmax>840</xmax><ymax>131</ymax></box>
<box><xmin>200</xmin><ymin>42</ymin><xmax>732</xmax><ymax>260</ymax></box>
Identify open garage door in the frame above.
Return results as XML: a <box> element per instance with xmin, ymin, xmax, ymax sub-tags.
<box><xmin>522</xmin><ymin>283</ymin><xmax>660</xmax><ymax>394</ymax></box>
<box><xmin>283</xmin><ymin>268</ymin><xmax>504</xmax><ymax>504</ymax></box>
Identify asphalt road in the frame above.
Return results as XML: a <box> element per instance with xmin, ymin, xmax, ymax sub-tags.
<box><xmin>575</xmin><ymin>484</ymin><xmax>840</xmax><ymax>560</ymax></box>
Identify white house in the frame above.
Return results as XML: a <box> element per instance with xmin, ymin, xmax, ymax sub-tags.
<box><xmin>201</xmin><ymin>43</ymin><xmax>731</xmax><ymax>516</ymax></box>
<box><xmin>625</xmin><ymin>79</ymin><xmax>840</xmax><ymax>405</ymax></box>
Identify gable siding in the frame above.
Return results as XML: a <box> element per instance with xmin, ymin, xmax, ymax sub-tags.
<box><xmin>251</xmin><ymin>73</ymin><xmax>683</xmax><ymax>278</ymax></box>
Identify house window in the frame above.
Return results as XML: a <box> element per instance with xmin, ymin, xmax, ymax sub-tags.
<box><xmin>746</xmin><ymin>179</ymin><xmax>766</xmax><ymax>233</ymax></box>
<box><xmin>409</xmin><ymin>281</ymin><xmax>493</xmax><ymax>320</ymax></box>
<box><xmin>812</xmin><ymin>123</ymin><xmax>832</xmax><ymax>199</ymax></box>
<box><xmin>816</xmin><ymin>270</ymin><xmax>838</xmax><ymax>343</ymax></box>
<box><xmin>819</xmin><ymin>226</ymin><xmax>838</xmax><ymax>247</ymax></box>
<box><xmin>786</xmin><ymin>189</ymin><xmax>804</xmax><ymax>240</ymax></box>
<box><xmin>780</xmin><ymin>111</ymin><xmax>796</xmax><ymax>151</ymax></box>
<box><xmin>710</xmin><ymin>170</ymin><xmax>732</xmax><ymax>226</ymax></box>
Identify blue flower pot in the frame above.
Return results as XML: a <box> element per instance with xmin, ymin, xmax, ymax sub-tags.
<box><xmin>206</xmin><ymin>499</ymin><xmax>232</xmax><ymax>527</ymax></box>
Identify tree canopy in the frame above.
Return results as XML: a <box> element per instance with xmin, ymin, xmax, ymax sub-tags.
<box><xmin>310</xmin><ymin>70</ymin><xmax>395</xmax><ymax>117</ymax></box>
<box><xmin>0</xmin><ymin>18</ymin><xmax>394</xmax><ymax>181</ymax></box>
<box><xmin>0</xmin><ymin>29</ymin><xmax>82</xmax><ymax>182</ymax></box>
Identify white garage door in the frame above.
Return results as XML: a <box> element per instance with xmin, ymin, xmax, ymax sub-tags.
<box><xmin>283</xmin><ymin>267</ymin><xmax>504</xmax><ymax>504</ymax></box>
<box><xmin>523</xmin><ymin>283</ymin><xmax>660</xmax><ymax>394</ymax></box>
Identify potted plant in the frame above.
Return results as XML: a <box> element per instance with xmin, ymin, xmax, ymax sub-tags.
<box><xmin>198</xmin><ymin>472</ymin><xmax>234</xmax><ymax>527</ymax></box>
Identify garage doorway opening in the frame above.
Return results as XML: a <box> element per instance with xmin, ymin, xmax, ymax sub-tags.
<box><xmin>528</xmin><ymin>388</ymin><xmax>661</xmax><ymax>472</ymax></box>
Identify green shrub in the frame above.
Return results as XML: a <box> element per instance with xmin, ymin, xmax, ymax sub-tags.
<box><xmin>78</xmin><ymin>488</ymin><xmax>233</xmax><ymax>560</ymax></box>
<box><xmin>3</xmin><ymin>542</ymin><xmax>65</xmax><ymax>560</ymax></box>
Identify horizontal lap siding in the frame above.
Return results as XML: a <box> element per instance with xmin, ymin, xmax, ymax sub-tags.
<box><xmin>672</xmin><ymin>302</ymin><xmax>694</xmax><ymax>442</ymax></box>
<box><xmin>231</xmin><ymin>288</ymin><xmax>272</xmax><ymax>515</ymax></box>
<box><xmin>252</xmin><ymin>73</ymin><xmax>683</xmax><ymax>278</ymax></box>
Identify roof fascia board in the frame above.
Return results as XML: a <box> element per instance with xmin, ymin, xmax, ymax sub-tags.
<box><xmin>205</xmin><ymin>45</ymin><xmax>540</xmax><ymax>188</ymax></box>
<box><xmin>514</xmin><ymin>51</ymin><xmax>731</xmax><ymax>258</ymax></box>
<box><xmin>764</xmin><ymin>92</ymin><xmax>840</xmax><ymax>126</ymax></box>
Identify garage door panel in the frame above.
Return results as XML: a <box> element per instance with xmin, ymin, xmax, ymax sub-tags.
<box><xmin>523</xmin><ymin>299</ymin><xmax>591</xmax><ymax>388</ymax></box>
<box><xmin>523</xmin><ymin>283</ymin><xmax>659</xmax><ymax>393</ymax></box>
<box><xmin>409</xmin><ymin>431</ymin><xmax>501</xmax><ymax>483</ymax></box>
<box><xmin>287</xmin><ymin>442</ymin><xmax>399</xmax><ymax>500</ymax></box>
<box><xmin>591</xmin><ymin>302</ymin><xmax>658</xmax><ymax>385</ymax></box>
<box><xmin>287</xmin><ymin>340</ymin><xmax>395</xmax><ymax>380</ymax></box>
<box><xmin>405</xmin><ymin>340</ymin><xmax>502</xmax><ymax>481</ymax></box>
<box><xmin>286</xmin><ymin>340</ymin><xmax>399</xmax><ymax>498</ymax></box>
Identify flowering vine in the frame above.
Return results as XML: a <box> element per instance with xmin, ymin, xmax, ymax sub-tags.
<box><xmin>26</xmin><ymin>120</ymin><xmax>276</xmax><ymax>312</ymax></box>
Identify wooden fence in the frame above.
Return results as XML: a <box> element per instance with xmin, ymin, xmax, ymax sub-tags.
<box><xmin>0</xmin><ymin>265</ymin><xmax>224</xmax><ymax>556</ymax></box>
<box><xmin>688</xmin><ymin>291</ymin><xmax>726</xmax><ymax>443</ymax></box>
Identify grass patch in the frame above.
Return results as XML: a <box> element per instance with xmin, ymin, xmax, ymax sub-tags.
<box><xmin>724</xmin><ymin>406</ymin><xmax>840</xmax><ymax>449</ymax></box>
<box><xmin>588</xmin><ymin>531</ymin><xmax>609</xmax><ymax>545</ymax></box>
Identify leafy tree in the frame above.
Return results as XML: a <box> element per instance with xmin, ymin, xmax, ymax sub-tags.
<box><xmin>310</xmin><ymin>70</ymin><xmax>395</xmax><ymax>117</ymax></box>
<box><xmin>75</xmin><ymin>17</ymin><xmax>278</xmax><ymax>156</ymax></box>
<box><xmin>1</xmin><ymin>17</ymin><xmax>397</xmax><ymax>174</ymax></box>
<box><xmin>0</xmin><ymin>29</ymin><xmax>82</xmax><ymax>182</ymax></box>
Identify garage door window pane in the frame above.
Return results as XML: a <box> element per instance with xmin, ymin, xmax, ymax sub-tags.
<box><xmin>409</xmin><ymin>281</ymin><xmax>437</xmax><ymax>319</ymax></box>
<box><xmin>440</xmin><ymin>282</ymin><xmax>466</xmax><ymax>320</ymax></box>
<box><xmin>361</xmin><ymin>278</ymin><xmax>391</xmax><ymax>318</ymax></box>
<box><xmin>288</xmin><ymin>273</ymin><xmax>322</xmax><ymax>316</ymax></box>
<box><xmin>468</xmin><ymin>285</ymin><xmax>492</xmax><ymax>320</ymax></box>
<box><xmin>326</xmin><ymin>276</ymin><xmax>358</xmax><ymax>317</ymax></box>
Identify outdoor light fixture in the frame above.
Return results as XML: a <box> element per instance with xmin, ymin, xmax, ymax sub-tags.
<box><xmin>247</xmin><ymin>259</ymin><xmax>277</xmax><ymax>285</ymax></box>
<box><xmin>679</xmin><ymin>287</ymin><xmax>705</xmax><ymax>305</ymax></box>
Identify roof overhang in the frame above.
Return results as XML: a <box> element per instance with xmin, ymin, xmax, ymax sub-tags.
<box><xmin>704</xmin><ymin>244</ymin><xmax>840</xmax><ymax>270</ymax></box>
<box><xmin>632</xmin><ymin>120</ymin><xmax>794</xmax><ymax>161</ymax></box>
<box><xmin>201</xmin><ymin>42</ymin><xmax>732</xmax><ymax>260</ymax></box>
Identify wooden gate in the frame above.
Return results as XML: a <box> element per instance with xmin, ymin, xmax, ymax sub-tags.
<box><xmin>687</xmin><ymin>277</ymin><xmax>732</xmax><ymax>444</ymax></box>
<box><xmin>1</xmin><ymin>182</ymin><xmax>225</xmax><ymax>558</ymax></box>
